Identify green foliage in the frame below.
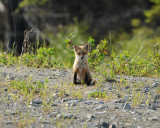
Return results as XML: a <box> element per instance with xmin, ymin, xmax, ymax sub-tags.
<box><xmin>131</xmin><ymin>19</ymin><xmax>141</xmax><ymax>27</ymax></box>
<box><xmin>88</xmin><ymin>91</ymin><xmax>107</xmax><ymax>99</ymax></box>
<box><xmin>89</xmin><ymin>38</ymin><xmax>108</xmax><ymax>68</ymax></box>
<box><xmin>8</xmin><ymin>79</ymin><xmax>46</xmax><ymax>94</ymax></box>
<box><xmin>104</xmin><ymin>50</ymin><xmax>160</xmax><ymax>77</ymax></box>
<box><xmin>20</xmin><ymin>47</ymin><xmax>62</xmax><ymax>68</ymax></box>
<box><xmin>145</xmin><ymin>0</ymin><xmax>160</xmax><ymax>24</ymax></box>
<box><xmin>0</xmin><ymin>34</ymin><xmax>159</xmax><ymax>77</ymax></box>
<box><xmin>44</xmin><ymin>18</ymin><xmax>91</xmax><ymax>67</ymax></box>
<box><xmin>0</xmin><ymin>47</ymin><xmax>63</xmax><ymax>68</ymax></box>
<box><xmin>88</xmin><ymin>37</ymin><xmax>95</xmax><ymax>46</ymax></box>
<box><xmin>19</xmin><ymin>0</ymin><xmax>48</xmax><ymax>8</ymax></box>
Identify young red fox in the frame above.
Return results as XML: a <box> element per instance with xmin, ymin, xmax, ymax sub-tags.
<box><xmin>73</xmin><ymin>44</ymin><xmax>95</xmax><ymax>85</ymax></box>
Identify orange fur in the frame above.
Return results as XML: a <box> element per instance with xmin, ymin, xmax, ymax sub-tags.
<box><xmin>73</xmin><ymin>44</ymin><xmax>95</xmax><ymax>85</ymax></box>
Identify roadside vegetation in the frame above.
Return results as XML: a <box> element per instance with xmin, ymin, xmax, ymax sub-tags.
<box><xmin>0</xmin><ymin>0</ymin><xmax>160</xmax><ymax>127</ymax></box>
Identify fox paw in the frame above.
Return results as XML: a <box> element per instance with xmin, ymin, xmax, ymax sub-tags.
<box><xmin>90</xmin><ymin>80</ymin><xmax>96</xmax><ymax>85</ymax></box>
<box><xmin>73</xmin><ymin>80</ymin><xmax>81</xmax><ymax>84</ymax></box>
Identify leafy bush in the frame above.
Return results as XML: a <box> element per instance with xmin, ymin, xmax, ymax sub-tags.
<box><xmin>20</xmin><ymin>47</ymin><xmax>62</xmax><ymax>68</ymax></box>
<box><xmin>102</xmin><ymin>50</ymin><xmax>160</xmax><ymax>77</ymax></box>
<box><xmin>88</xmin><ymin>38</ymin><xmax>108</xmax><ymax>68</ymax></box>
<box><xmin>145</xmin><ymin>0</ymin><xmax>160</xmax><ymax>24</ymax></box>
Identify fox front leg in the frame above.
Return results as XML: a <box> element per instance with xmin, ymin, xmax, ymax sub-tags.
<box><xmin>85</xmin><ymin>72</ymin><xmax>91</xmax><ymax>86</ymax></box>
<box><xmin>85</xmin><ymin>71</ymin><xmax>95</xmax><ymax>86</ymax></box>
<box><xmin>73</xmin><ymin>71</ymin><xmax>81</xmax><ymax>84</ymax></box>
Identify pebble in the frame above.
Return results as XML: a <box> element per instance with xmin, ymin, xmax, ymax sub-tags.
<box><xmin>66</xmin><ymin>100</ymin><xmax>79</xmax><ymax>107</ymax></box>
<box><xmin>95</xmin><ymin>111</ymin><xmax>106</xmax><ymax>115</ymax></box>
<box><xmin>32</xmin><ymin>99</ymin><xmax>42</xmax><ymax>106</ymax></box>
<box><xmin>4</xmin><ymin>88</ymin><xmax>8</xmax><ymax>91</ymax></box>
<box><xmin>51</xmin><ymin>103</ymin><xmax>59</xmax><ymax>106</ymax></box>
<box><xmin>88</xmin><ymin>122</ymin><xmax>98</xmax><ymax>128</ymax></box>
<box><xmin>115</xmin><ymin>99</ymin><xmax>123</xmax><ymax>103</ymax></box>
<box><xmin>154</xmin><ymin>94</ymin><xmax>159</xmax><ymax>100</ymax></box>
<box><xmin>49</xmin><ymin>111</ymin><xmax>59</xmax><ymax>117</ymax></box>
<box><xmin>86</xmin><ymin>114</ymin><xmax>95</xmax><ymax>122</ymax></box>
<box><xmin>5</xmin><ymin>121</ymin><xmax>13</xmax><ymax>125</ymax></box>
<box><xmin>123</xmin><ymin>96</ymin><xmax>129</xmax><ymax>102</ymax></box>
<box><xmin>123</xmin><ymin>103</ymin><xmax>131</xmax><ymax>110</ymax></box>
<box><xmin>84</xmin><ymin>100</ymin><xmax>93</xmax><ymax>105</ymax></box>
<box><xmin>94</xmin><ymin>105</ymin><xmax>108</xmax><ymax>111</ymax></box>
<box><xmin>41</xmin><ymin>121</ymin><xmax>51</xmax><ymax>124</ymax></box>
<box><xmin>144</xmin><ymin>87</ymin><xmax>151</xmax><ymax>93</ymax></box>
<box><xmin>152</xmin><ymin>82</ymin><xmax>159</xmax><ymax>88</ymax></box>
<box><xmin>148</xmin><ymin>103</ymin><xmax>158</xmax><ymax>110</ymax></box>
<box><xmin>56</xmin><ymin>114</ymin><xmax>62</xmax><ymax>119</ymax></box>
<box><xmin>100</xmin><ymin>122</ymin><xmax>109</xmax><ymax>128</ymax></box>
<box><xmin>63</xmin><ymin>114</ymin><xmax>74</xmax><ymax>119</ymax></box>
<box><xmin>124</xmin><ymin>86</ymin><xmax>130</xmax><ymax>90</ymax></box>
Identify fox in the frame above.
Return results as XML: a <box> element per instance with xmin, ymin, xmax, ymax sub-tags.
<box><xmin>73</xmin><ymin>44</ymin><xmax>95</xmax><ymax>85</ymax></box>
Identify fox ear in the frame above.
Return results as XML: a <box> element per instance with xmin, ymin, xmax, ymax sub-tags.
<box><xmin>72</xmin><ymin>45</ymin><xmax>79</xmax><ymax>51</ymax></box>
<box><xmin>84</xmin><ymin>43</ymin><xmax>89</xmax><ymax>50</ymax></box>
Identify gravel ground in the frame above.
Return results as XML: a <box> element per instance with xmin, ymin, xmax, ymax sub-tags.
<box><xmin>0</xmin><ymin>65</ymin><xmax>160</xmax><ymax>128</ymax></box>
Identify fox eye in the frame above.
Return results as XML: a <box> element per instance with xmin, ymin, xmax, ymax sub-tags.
<box><xmin>83</xmin><ymin>53</ymin><xmax>85</xmax><ymax>55</ymax></box>
<box><xmin>78</xmin><ymin>53</ymin><xmax>80</xmax><ymax>55</ymax></box>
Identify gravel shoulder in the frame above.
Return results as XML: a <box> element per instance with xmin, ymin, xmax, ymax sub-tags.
<box><xmin>0</xmin><ymin>66</ymin><xmax>160</xmax><ymax>128</ymax></box>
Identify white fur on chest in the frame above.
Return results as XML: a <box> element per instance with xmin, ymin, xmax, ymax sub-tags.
<box><xmin>74</xmin><ymin>60</ymin><xmax>87</xmax><ymax>69</ymax></box>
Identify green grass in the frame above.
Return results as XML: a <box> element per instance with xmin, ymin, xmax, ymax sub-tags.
<box><xmin>0</xmin><ymin>37</ymin><xmax>159</xmax><ymax>78</ymax></box>
<box><xmin>0</xmin><ymin>30</ymin><xmax>159</xmax><ymax>127</ymax></box>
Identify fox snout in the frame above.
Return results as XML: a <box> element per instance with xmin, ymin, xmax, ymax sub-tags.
<box><xmin>81</xmin><ymin>56</ymin><xmax>84</xmax><ymax>59</ymax></box>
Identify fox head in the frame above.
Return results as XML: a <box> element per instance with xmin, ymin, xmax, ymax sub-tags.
<box><xmin>73</xmin><ymin>44</ymin><xmax>89</xmax><ymax>61</ymax></box>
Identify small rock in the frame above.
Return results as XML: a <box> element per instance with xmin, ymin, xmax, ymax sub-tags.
<box><xmin>41</xmin><ymin>121</ymin><xmax>51</xmax><ymax>124</ymax></box>
<box><xmin>6</xmin><ymin>121</ymin><xmax>13</xmax><ymax>125</ymax></box>
<box><xmin>117</xmin><ymin>93</ymin><xmax>121</xmax><ymax>98</ymax></box>
<box><xmin>152</xmin><ymin>82</ymin><xmax>159</xmax><ymax>88</ymax></box>
<box><xmin>63</xmin><ymin>114</ymin><xmax>74</xmax><ymax>119</ymax></box>
<box><xmin>61</xmin><ymin>99</ymin><xmax>70</xmax><ymax>103</ymax></box>
<box><xmin>6</xmin><ymin>75</ymin><xmax>16</xmax><ymax>80</ymax></box>
<box><xmin>86</xmin><ymin>114</ymin><xmax>95</xmax><ymax>122</ymax></box>
<box><xmin>100</xmin><ymin>122</ymin><xmax>109</xmax><ymax>128</ymax></box>
<box><xmin>88</xmin><ymin>123</ymin><xmax>98</xmax><ymax>128</ymax></box>
<box><xmin>144</xmin><ymin>87</ymin><xmax>150</xmax><ymax>93</ymax></box>
<box><xmin>93</xmin><ymin>101</ymin><xmax>99</xmax><ymax>105</ymax></box>
<box><xmin>51</xmin><ymin>103</ymin><xmax>58</xmax><ymax>106</ymax></box>
<box><xmin>95</xmin><ymin>111</ymin><xmax>106</xmax><ymax>115</ymax></box>
<box><xmin>94</xmin><ymin>105</ymin><xmax>108</xmax><ymax>111</ymax></box>
<box><xmin>109</xmin><ymin>124</ymin><xmax>116</xmax><ymax>128</ymax></box>
<box><xmin>139</xmin><ymin>104</ymin><xmax>146</xmax><ymax>108</ymax></box>
<box><xmin>115</xmin><ymin>106</ymin><xmax>119</xmax><ymax>109</ymax></box>
<box><xmin>66</xmin><ymin>100</ymin><xmax>79</xmax><ymax>107</ymax></box>
<box><xmin>56</xmin><ymin>114</ymin><xmax>62</xmax><ymax>119</ymax></box>
<box><xmin>40</xmin><ymin>81</ymin><xmax>44</xmax><ymax>84</ymax></box>
<box><xmin>137</xmin><ymin>126</ymin><xmax>142</xmax><ymax>128</ymax></box>
<box><xmin>148</xmin><ymin>103</ymin><xmax>158</xmax><ymax>110</ymax></box>
<box><xmin>124</xmin><ymin>86</ymin><xmax>130</xmax><ymax>90</ymax></box>
<box><xmin>32</xmin><ymin>99</ymin><xmax>42</xmax><ymax>106</ymax></box>
<box><xmin>4</xmin><ymin>88</ymin><xmax>8</xmax><ymax>91</ymax></box>
<box><xmin>123</xmin><ymin>103</ymin><xmax>131</xmax><ymax>110</ymax></box>
<box><xmin>108</xmin><ymin>87</ymin><xmax>113</xmax><ymax>90</ymax></box>
<box><xmin>84</xmin><ymin>100</ymin><xmax>93</xmax><ymax>105</ymax></box>
<box><xmin>49</xmin><ymin>111</ymin><xmax>59</xmax><ymax>117</ymax></box>
<box><xmin>115</xmin><ymin>99</ymin><xmax>123</xmax><ymax>103</ymax></box>
<box><xmin>151</xmin><ymin>117</ymin><xmax>159</xmax><ymax>122</ymax></box>
<box><xmin>11</xmin><ymin>110</ymin><xmax>18</xmax><ymax>115</ymax></box>
<box><xmin>123</xmin><ymin>96</ymin><xmax>129</xmax><ymax>102</ymax></box>
<box><xmin>99</xmin><ymin>101</ymin><xmax>105</xmax><ymax>104</ymax></box>
<box><xmin>154</xmin><ymin>94</ymin><xmax>159</xmax><ymax>100</ymax></box>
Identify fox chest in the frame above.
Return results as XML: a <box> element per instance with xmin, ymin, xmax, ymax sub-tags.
<box><xmin>75</xmin><ymin>62</ymin><xmax>87</xmax><ymax>69</ymax></box>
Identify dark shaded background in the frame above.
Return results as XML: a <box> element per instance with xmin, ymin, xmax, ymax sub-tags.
<box><xmin>0</xmin><ymin>0</ymin><xmax>151</xmax><ymax>54</ymax></box>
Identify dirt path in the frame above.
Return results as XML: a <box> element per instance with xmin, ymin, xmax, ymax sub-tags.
<box><xmin>0</xmin><ymin>66</ymin><xmax>160</xmax><ymax>128</ymax></box>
